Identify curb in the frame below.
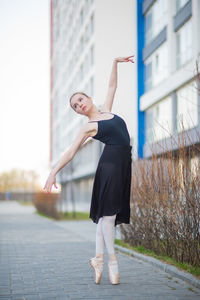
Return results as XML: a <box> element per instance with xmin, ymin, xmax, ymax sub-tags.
<box><xmin>114</xmin><ymin>244</ymin><xmax>200</xmax><ymax>289</ymax></box>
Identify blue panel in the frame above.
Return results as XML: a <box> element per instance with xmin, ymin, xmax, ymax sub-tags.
<box><xmin>137</xmin><ymin>0</ymin><xmax>145</xmax><ymax>159</ymax></box>
<box><xmin>174</xmin><ymin>0</ymin><xmax>192</xmax><ymax>32</ymax></box>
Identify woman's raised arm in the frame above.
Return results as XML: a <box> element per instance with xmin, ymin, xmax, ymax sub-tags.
<box><xmin>101</xmin><ymin>55</ymin><xmax>134</xmax><ymax>112</ymax></box>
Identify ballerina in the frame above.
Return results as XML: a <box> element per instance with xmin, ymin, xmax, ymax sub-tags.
<box><xmin>43</xmin><ymin>55</ymin><xmax>134</xmax><ymax>285</ymax></box>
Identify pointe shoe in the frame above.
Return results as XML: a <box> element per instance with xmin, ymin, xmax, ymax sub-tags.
<box><xmin>89</xmin><ymin>257</ymin><xmax>104</xmax><ymax>284</ymax></box>
<box><xmin>108</xmin><ymin>260</ymin><xmax>120</xmax><ymax>285</ymax></box>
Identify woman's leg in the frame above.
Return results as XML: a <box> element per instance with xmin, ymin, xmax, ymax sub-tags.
<box><xmin>101</xmin><ymin>214</ymin><xmax>116</xmax><ymax>258</ymax></box>
<box><xmin>101</xmin><ymin>214</ymin><xmax>119</xmax><ymax>275</ymax></box>
<box><xmin>95</xmin><ymin>217</ymin><xmax>105</xmax><ymax>259</ymax></box>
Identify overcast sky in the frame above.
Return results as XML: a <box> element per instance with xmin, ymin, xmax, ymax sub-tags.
<box><xmin>0</xmin><ymin>0</ymin><xmax>50</xmax><ymax>186</ymax></box>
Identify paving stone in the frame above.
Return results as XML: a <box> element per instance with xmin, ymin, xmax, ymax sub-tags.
<box><xmin>25</xmin><ymin>296</ymin><xmax>40</xmax><ymax>300</ymax></box>
<box><xmin>0</xmin><ymin>200</ymin><xmax>200</xmax><ymax>300</ymax></box>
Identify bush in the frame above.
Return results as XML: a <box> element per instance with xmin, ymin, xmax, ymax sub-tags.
<box><xmin>34</xmin><ymin>192</ymin><xmax>60</xmax><ymax>219</ymax></box>
<box><xmin>120</xmin><ymin>122</ymin><xmax>200</xmax><ymax>267</ymax></box>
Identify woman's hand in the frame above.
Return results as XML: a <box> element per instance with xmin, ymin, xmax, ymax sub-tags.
<box><xmin>115</xmin><ymin>55</ymin><xmax>135</xmax><ymax>63</ymax></box>
<box><xmin>43</xmin><ymin>172</ymin><xmax>58</xmax><ymax>194</ymax></box>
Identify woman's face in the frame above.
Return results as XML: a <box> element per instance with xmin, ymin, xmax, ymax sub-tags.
<box><xmin>70</xmin><ymin>94</ymin><xmax>93</xmax><ymax>115</ymax></box>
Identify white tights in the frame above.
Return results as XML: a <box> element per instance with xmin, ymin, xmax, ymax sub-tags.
<box><xmin>95</xmin><ymin>214</ymin><xmax>116</xmax><ymax>256</ymax></box>
<box><xmin>95</xmin><ymin>214</ymin><xmax>119</xmax><ymax>275</ymax></box>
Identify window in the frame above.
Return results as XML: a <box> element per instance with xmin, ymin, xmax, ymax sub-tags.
<box><xmin>80</xmin><ymin>9</ymin><xmax>84</xmax><ymax>25</ymax></box>
<box><xmin>176</xmin><ymin>81</ymin><xmax>198</xmax><ymax>132</ymax></box>
<box><xmin>146</xmin><ymin>96</ymin><xmax>172</xmax><ymax>143</ymax></box>
<box><xmin>190</xmin><ymin>155</ymin><xmax>199</xmax><ymax>179</ymax></box>
<box><xmin>145</xmin><ymin>62</ymin><xmax>152</xmax><ymax>91</ymax></box>
<box><xmin>90</xmin><ymin>14</ymin><xmax>94</xmax><ymax>35</ymax></box>
<box><xmin>90</xmin><ymin>76</ymin><xmax>94</xmax><ymax>97</ymax></box>
<box><xmin>145</xmin><ymin>108</ymin><xmax>154</xmax><ymax>142</ymax></box>
<box><xmin>144</xmin><ymin>0</ymin><xmax>168</xmax><ymax>46</ymax></box>
<box><xmin>176</xmin><ymin>18</ymin><xmax>192</xmax><ymax>69</ymax></box>
<box><xmin>176</xmin><ymin>0</ymin><xmax>190</xmax><ymax>13</ymax></box>
<box><xmin>90</xmin><ymin>45</ymin><xmax>94</xmax><ymax>66</ymax></box>
<box><xmin>145</xmin><ymin>10</ymin><xmax>152</xmax><ymax>45</ymax></box>
<box><xmin>79</xmin><ymin>64</ymin><xmax>83</xmax><ymax>81</ymax></box>
<box><xmin>144</xmin><ymin>42</ymin><xmax>168</xmax><ymax>91</ymax></box>
<box><xmin>83</xmin><ymin>55</ymin><xmax>88</xmax><ymax>74</ymax></box>
<box><xmin>80</xmin><ymin>36</ymin><xmax>84</xmax><ymax>52</ymax></box>
<box><xmin>85</xmin><ymin>24</ymin><xmax>90</xmax><ymax>43</ymax></box>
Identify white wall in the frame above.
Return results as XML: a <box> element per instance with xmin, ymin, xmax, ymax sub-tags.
<box><xmin>94</xmin><ymin>0</ymin><xmax>137</xmax><ymax>155</ymax></box>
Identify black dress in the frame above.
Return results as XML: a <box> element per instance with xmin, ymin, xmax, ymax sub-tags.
<box><xmin>88</xmin><ymin>112</ymin><xmax>132</xmax><ymax>227</ymax></box>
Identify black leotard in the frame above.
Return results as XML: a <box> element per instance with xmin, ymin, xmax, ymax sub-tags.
<box><xmin>88</xmin><ymin>113</ymin><xmax>130</xmax><ymax>146</ymax></box>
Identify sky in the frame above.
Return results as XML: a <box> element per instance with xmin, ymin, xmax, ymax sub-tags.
<box><xmin>0</xmin><ymin>0</ymin><xmax>50</xmax><ymax>187</ymax></box>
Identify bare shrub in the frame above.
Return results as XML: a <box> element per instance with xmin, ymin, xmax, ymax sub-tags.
<box><xmin>120</xmin><ymin>131</ymin><xmax>200</xmax><ymax>266</ymax></box>
<box><xmin>34</xmin><ymin>192</ymin><xmax>60</xmax><ymax>219</ymax></box>
<box><xmin>120</xmin><ymin>59</ymin><xmax>200</xmax><ymax>267</ymax></box>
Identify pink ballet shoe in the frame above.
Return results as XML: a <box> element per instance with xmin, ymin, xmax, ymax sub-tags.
<box><xmin>89</xmin><ymin>256</ymin><xmax>104</xmax><ymax>284</ymax></box>
<box><xmin>108</xmin><ymin>260</ymin><xmax>120</xmax><ymax>285</ymax></box>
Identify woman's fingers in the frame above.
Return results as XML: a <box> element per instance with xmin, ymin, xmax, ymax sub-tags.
<box><xmin>115</xmin><ymin>55</ymin><xmax>135</xmax><ymax>62</ymax></box>
<box><xmin>43</xmin><ymin>177</ymin><xmax>58</xmax><ymax>194</ymax></box>
<box><xmin>43</xmin><ymin>179</ymin><xmax>51</xmax><ymax>193</ymax></box>
<box><xmin>122</xmin><ymin>56</ymin><xmax>135</xmax><ymax>63</ymax></box>
<box><xmin>46</xmin><ymin>184</ymin><xmax>52</xmax><ymax>193</ymax></box>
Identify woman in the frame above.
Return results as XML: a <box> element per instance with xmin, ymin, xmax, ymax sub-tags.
<box><xmin>43</xmin><ymin>55</ymin><xmax>134</xmax><ymax>285</ymax></box>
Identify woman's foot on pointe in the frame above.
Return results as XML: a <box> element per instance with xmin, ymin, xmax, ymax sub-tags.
<box><xmin>89</xmin><ymin>256</ymin><xmax>104</xmax><ymax>284</ymax></box>
<box><xmin>108</xmin><ymin>259</ymin><xmax>120</xmax><ymax>285</ymax></box>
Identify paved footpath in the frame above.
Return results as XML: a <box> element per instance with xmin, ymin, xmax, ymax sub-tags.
<box><xmin>0</xmin><ymin>200</ymin><xmax>200</xmax><ymax>300</ymax></box>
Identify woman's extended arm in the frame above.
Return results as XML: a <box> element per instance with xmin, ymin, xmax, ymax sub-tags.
<box><xmin>43</xmin><ymin>123</ymin><xmax>92</xmax><ymax>193</ymax></box>
<box><xmin>101</xmin><ymin>55</ymin><xmax>134</xmax><ymax>112</ymax></box>
<box><xmin>108</xmin><ymin>59</ymin><xmax>118</xmax><ymax>88</ymax></box>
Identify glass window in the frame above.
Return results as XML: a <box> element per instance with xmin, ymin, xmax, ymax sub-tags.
<box><xmin>85</xmin><ymin>24</ymin><xmax>90</xmax><ymax>43</ymax></box>
<box><xmin>153</xmin><ymin>42</ymin><xmax>168</xmax><ymax>85</ymax></box>
<box><xmin>145</xmin><ymin>108</ymin><xmax>154</xmax><ymax>143</ymax></box>
<box><xmin>144</xmin><ymin>0</ymin><xmax>168</xmax><ymax>46</ymax></box>
<box><xmin>144</xmin><ymin>42</ymin><xmax>168</xmax><ymax>91</ymax></box>
<box><xmin>90</xmin><ymin>14</ymin><xmax>94</xmax><ymax>35</ymax></box>
<box><xmin>80</xmin><ymin>9</ymin><xmax>84</xmax><ymax>25</ymax></box>
<box><xmin>145</xmin><ymin>62</ymin><xmax>152</xmax><ymax>91</ymax></box>
<box><xmin>190</xmin><ymin>155</ymin><xmax>199</xmax><ymax>179</ymax></box>
<box><xmin>79</xmin><ymin>64</ymin><xmax>83</xmax><ymax>81</ymax></box>
<box><xmin>80</xmin><ymin>36</ymin><xmax>84</xmax><ymax>52</ymax></box>
<box><xmin>90</xmin><ymin>76</ymin><xmax>94</xmax><ymax>97</ymax></box>
<box><xmin>176</xmin><ymin>18</ymin><xmax>192</xmax><ymax>69</ymax></box>
<box><xmin>176</xmin><ymin>81</ymin><xmax>198</xmax><ymax>132</ymax></box>
<box><xmin>176</xmin><ymin>0</ymin><xmax>190</xmax><ymax>13</ymax></box>
<box><xmin>190</xmin><ymin>155</ymin><xmax>200</xmax><ymax>179</ymax></box>
<box><xmin>145</xmin><ymin>10</ymin><xmax>152</xmax><ymax>45</ymax></box>
<box><xmin>90</xmin><ymin>45</ymin><xmax>94</xmax><ymax>66</ymax></box>
<box><xmin>146</xmin><ymin>96</ymin><xmax>172</xmax><ymax>143</ymax></box>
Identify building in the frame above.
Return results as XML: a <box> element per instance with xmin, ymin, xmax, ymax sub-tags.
<box><xmin>137</xmin><ymin>0</ymin><xmax>200</xmax><ymax>173</ymax></box>
<box><xmin>50</xmin><ymin>0</ymin><xmax>136</xmax><ymax>211</ymax></box>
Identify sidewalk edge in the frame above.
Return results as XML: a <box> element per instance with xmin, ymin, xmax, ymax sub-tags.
<box><xmin>114</xmin><ymin>244</ymin><xmax>200</xmax><ymax>289</ymax></box>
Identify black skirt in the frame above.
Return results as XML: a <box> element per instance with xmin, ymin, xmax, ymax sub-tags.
<box><xmin>89</xmin><ymin>144</ymin><xmax>132</xmax><ymax>227</ymax></box>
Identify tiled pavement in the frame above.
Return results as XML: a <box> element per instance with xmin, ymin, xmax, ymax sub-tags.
<box><xmin>0</xmin><ymin>200</ymin><xmax>200</xmax><ymax>300</ymax></box>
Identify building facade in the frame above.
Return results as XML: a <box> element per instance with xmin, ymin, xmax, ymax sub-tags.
<box><xmin>50</xmin><ymin>0</ymin><xmax>136</xmax><ymax>211</ymax></box>
<box><xmin>49</xmin><ymin>0</ymin><xmax>200</xmax><ymax>212</ymax></box>
<box><xmin>137</xmin><ymin>0</ymin><xmax>200</xmax><ymax>173</ymax></box>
